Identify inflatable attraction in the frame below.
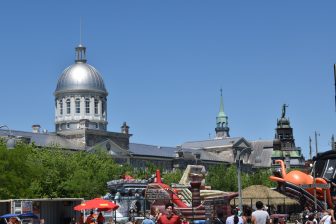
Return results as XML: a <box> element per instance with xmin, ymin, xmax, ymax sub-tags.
<box><xmin>269</xmin><ymin>150</ymin><xmax>336</xmax><ymax>211</ymax></box>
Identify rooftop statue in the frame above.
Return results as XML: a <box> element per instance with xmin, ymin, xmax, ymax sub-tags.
<box><xmin>281</xmin><ymin>104</ymin><xmax>288</xmax><ymax>118</ymax></box>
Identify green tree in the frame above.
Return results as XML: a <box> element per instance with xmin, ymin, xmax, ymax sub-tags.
<box><xmin>0</xmin><ymin>142</ymin><xmax>130</xmax><ymax>199</ymax></box>
<box><xmin>206</xmin><ymin>164</ymin><xmax>237</xmax><ymax>191</ymax></box>
<box><xmin>206</xmin><ymin>164</ymin><xmax>276</xmax><ymax>191</ymax></box>
<box><xmin>162</xmin><ymin>169</ymin><xmax>183</xmax><ymax>186</ymax></box>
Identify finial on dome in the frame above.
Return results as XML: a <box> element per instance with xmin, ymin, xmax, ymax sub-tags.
<box><xmin>75</xmin><ymin>17</ymin><xmax>87</xmax><ymax>63</ymax></box>
<box><xmin>80</xmin><ymin>17</ymin><xmax>82</xmax><ymax>45</ymax></box>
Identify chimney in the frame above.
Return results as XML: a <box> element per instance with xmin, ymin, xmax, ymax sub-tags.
<box><xmin>32</xmin><ymin>124</ymin><xmax>41</xmax><ymax>133</ymax></box>
<box><xmin>121</xmin><ymin>122</ymin><xmax>129</xmax><ymax>135</ymax></box>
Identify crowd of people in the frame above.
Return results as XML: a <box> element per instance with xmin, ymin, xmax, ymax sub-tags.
<box><xmin>214</xmin><ymin>201</ymin><xmax>270</xmax><ymax>224</ymax></box>
<box><xmin>300</xmin><ymin>207</ymin><xmax>336</xmax><ymax>224</ymax></box>
<box><xmin>129</xmin><ymin>201</ymin><xmax>271</xmax><ymax>224</ymax></box>
<box><xmin>78</xmin><ymin>211</ymin><xmax>106</xmax><ymax>224</ymax></box>
<box><xmin>76</xmin><ymin>201</ymin><xmax>336</xmax><ymax>224</ymax></box>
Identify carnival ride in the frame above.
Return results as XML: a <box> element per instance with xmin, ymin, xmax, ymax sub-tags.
<box><xmin>106</xmin><ymin>165</ymin><xmax>238</xmax><ymax>221</ymax></box>
<box><xmin>145</xmin><ymin>166</ymin><xmax>238</xmax><ymax>220</ymax></box>
<box><xmin>269</xmin><ymin>150</ymin><xmax>336</xmax><ymax>211</ymax></box>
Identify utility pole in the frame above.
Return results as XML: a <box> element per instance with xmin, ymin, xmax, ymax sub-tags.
<box><xmin>315</xmin><ymin>131</ymin><xmax>319</xmax><ymax>156</ymax></box>
<box><xmin>313</xmin><ymin>131</ymin><xmax>319</xmax><ymax>211</ymax></box>
<box><xmin>309</xmin><ymin>136</ymin><xmax>312</xmax><ymax>160</ymax></box>
<box><xmin>237</xmin><ymin>147</ymin><xmax>250</xmax><ymax>211</ymax></box>
<box><xmin>334</xmin><ymin>64</ymin><xmax>336</xmax><ymax>111</ymax></box>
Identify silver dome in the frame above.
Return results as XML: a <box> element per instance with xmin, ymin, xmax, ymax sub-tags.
<box><xmin>55</xmin><ymin>62</ymin><xmax>108</xmax><ymax>95</ymax></box>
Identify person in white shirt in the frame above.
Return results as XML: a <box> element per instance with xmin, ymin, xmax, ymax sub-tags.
<box><xmin>226</xmin><ymin>209</ymin><xmax>244</xmax><ymax>224</ymax></box>
<box><xmin>251</xmin><ymin>201</ymin><xmax>270</xmax><ymax>224</ymax></box>
<box><xmin>319</xmin><ymin>209</ymin><xmax>335</xmax><ymax>224</ymax></box>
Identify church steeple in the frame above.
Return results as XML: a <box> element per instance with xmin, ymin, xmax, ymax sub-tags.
<box><xmin>215</xmin><ymin>89</ymin><xmax>230</xmax><ymax>138</ymax></box>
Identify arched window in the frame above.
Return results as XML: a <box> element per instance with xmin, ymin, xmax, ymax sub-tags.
<box><xmin>66</xmin><ymin>99</ymin><xmax>71</xmax><ymax>114</ymax></box>
<box><xmin>94</xmin><ymin>99</ymin><xmax>98</xmax><ymax>114</ymax></box>
<box><xmin>75</xmin><ymin>98</ymin><xmax>80</xmax><ymax>114</ymax></box>
<box><xmin>59</xmin><ymin>100</ymin><xmax>63</xmax><ymax>115</ymax></box>
<box><xmin>85</xmin><ymin>98</ymin><xmax>90</xmax><ymax>114</ymax></box>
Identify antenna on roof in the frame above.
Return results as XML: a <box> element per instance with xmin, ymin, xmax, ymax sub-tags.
<box><xmin>334</xmin><ymin>64</ymin><xmax>336</xmax><ymax>111</ymax></box>
<box><xmin>79</xmin><ymin>17</ymin><xmax>82</xmax><ymax>45</ymax></box>
<box><xmin>309</xmin><ymin>136</ymin><xmax>312</xmax><ymax>160</ymax></box>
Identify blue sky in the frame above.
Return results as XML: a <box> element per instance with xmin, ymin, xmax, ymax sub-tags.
<box><xmin>0</xmin><ymin>1</ymin><xmax>335</xmax><ymax>158</ymax></box>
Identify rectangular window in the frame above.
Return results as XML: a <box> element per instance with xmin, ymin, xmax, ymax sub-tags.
<box><xmin>75</xmin><ymin>99</ymin><xmax>80</xmax><ymax>114</ymax></box>
<box><xmin>102</xmin><ymin>101</ymin><xmax>105</xmax><ymax>115</ymax></box>
<box><xmin>85</xmin><ymin>99</ymin><xmax>90</xmax><ymax>114</ymax></box>
<box><xmin>66</xmin><ymin>99</ymin><xmax>71</xmax><ymax>114</ymax></box>
<box><xmin>94</xmin><ymin>99</ymin><xmax>98</xmax><ymax>114</ymax></box>
<box><xmin>60</xmin><ymin>100</ymin><xmax>63</xmax><ymax>115</ymax></box>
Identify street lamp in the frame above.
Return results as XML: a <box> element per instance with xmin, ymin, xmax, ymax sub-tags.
<box><xmin>236</xmin><ymin>147</ymin><xmax>251</xmax><ymax>211</ymax></box>
<box><xmin>0</xmin><ymin>125</ymin><xmax>16</xmax><ymax>149</ymax></box>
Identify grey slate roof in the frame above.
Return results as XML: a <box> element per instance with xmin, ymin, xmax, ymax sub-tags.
<box><xmin>129</xmin><ymin>143</ymin><xmax>177</xmax><ymax>158</ymax></box>
<box><xmin>181</xmin><ymin>137</ymin><xmax>242</xmax><ymax>149</ymax></box>
<box><xmin>0</xmin><ymin>129</ymin><xmax>84</xmax><ymax>150</ymax></box>
<box><xmin>249</xmin><ymin>140</ymin><xmax>274</xmax><ymax>167</ymax></box>
<box><xmin>0</xmin><ymin>129</ymin><xmax>276</xmax><ymax>167</ymax></box>
<box><xmin>181</xmin><ymin>148</ymin><xmax>228</xmax><ymax>162</ymax></box>
<box><xmin>129</xmin><ymin>143</ymin><xmax>229</xmax><ymax>162</ymax></box>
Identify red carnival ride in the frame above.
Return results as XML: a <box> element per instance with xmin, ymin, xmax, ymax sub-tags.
<box><xmin>145</xmin><ymin>166</ymin><xmax>238</xmax><ymax>220</ymax></box>
<box><xmin>269</xmin><ymin>150</ymin><xmax>336</xmax><ymax>211</ymax></box>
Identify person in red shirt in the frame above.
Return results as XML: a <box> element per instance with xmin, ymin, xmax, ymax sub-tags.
<box><xmin>97</xmin><ymin>212</ymin><xmax>105</xmax><ymax>224</ymax></box>
<box><xmin>78</xmin><ymin>212</ymin><xmax>84</xmax><ymax>224</ymax></box>
<box><xmin>85</xmin><ymin>211</ymin><xmax>95</xmax><ymax>224</ymax></box>
<box><xmin>157</xmin><ymin>203</ymin><xmax>181</xmax><ymax>224</ymax></box>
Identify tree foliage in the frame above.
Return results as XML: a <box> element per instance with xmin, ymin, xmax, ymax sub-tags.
<box><xmin>0</xmin><ymin>141</ymin><xmax>277</xmax><ymax>200</ymax></box>
<box><xmin>206</xmin><ymin>164</ymin><xmax>276</xmax><ymax>192</ymax></box>
<box><xmin>162</xmin><ymin>169</ymin><xmax>183</xmax><ymax>186</ymax></box>
<box><xmin>0</xmin><ymin>142</ymin><xmax>131</xmax><ymax>199</ymax></box>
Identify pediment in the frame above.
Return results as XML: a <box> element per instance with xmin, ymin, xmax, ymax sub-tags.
<box><xmin>88</xmin><ymin>139</ymin><xmax>131</xmax><ymax>158</ymax></box>
<box><xmin>232</xmin><ymin>137</ymin><xmax>251</xmax><ymax>149</ymax></box>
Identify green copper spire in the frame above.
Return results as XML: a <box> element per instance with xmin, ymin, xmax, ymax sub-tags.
<box><xmin>217</xmin><ymin>88</ymin><xmax>226</xmax><ymax>119</ymax></box>
<box><xmin>215</xmin><ymin>89</ymin><xmax>230</xmax><ymax>138</ymax></box>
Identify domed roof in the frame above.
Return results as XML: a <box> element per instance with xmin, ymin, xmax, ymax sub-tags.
<box><xmin>54</xmin><ymin>45</ymin><xmax>108</xmax><ymax>95</ymax></box>
<box><xmin>277</xmin><ymin>117</ymin><xmax>290</xmax><ymax>128</ymax></box>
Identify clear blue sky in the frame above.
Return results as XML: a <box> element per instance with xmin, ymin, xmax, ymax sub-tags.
<box><xmin>0</xmin><ymin>1</ymin><xmax>335</xmax><ymax>158</ymax></box>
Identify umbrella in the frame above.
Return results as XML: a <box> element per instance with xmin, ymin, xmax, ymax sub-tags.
<box><xmin>74</xmin><ymin>198</ymin><xmax>119</xmax><ymax>211</ymax></box>
<box><xmin>0</xmin><ymin>212</ymin><xmax>38</xmax><ymax>220</ymax></box>
<box><xmin>73</xmin><ymin>202</ymin><xmax>90</xmax><ymax>211</ymax></box>
<box><xmin>18</xmin><ymin>212</ymin><xmax>39</xmax><ymax>219</ymax></box>
<box><xmin>0</xmin><ymin>214</ymin><xmax>19</xmax><ymax>219</ymax></box>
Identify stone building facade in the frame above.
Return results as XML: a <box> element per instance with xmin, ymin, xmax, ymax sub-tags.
<box><xmin>0</xmin><ymin>44</ymin><xmax>306</xmax><ymax>171</ymax></box>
